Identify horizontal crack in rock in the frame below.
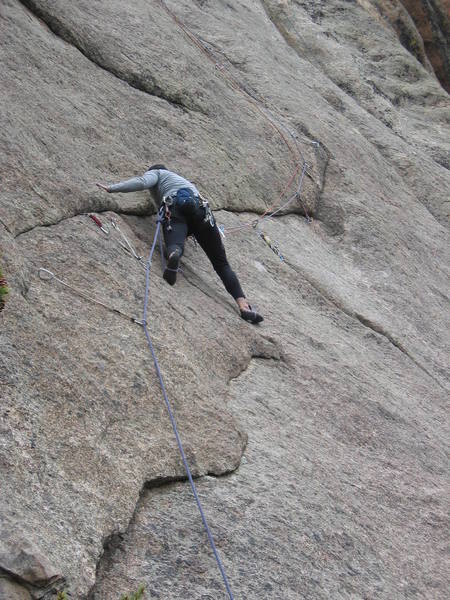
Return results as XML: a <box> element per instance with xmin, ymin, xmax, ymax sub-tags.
<box><xmin>14</xmin><ymin>206</ymin><xmax>154</xmax><ymax>240</ymax></box>
<box><xmin>0</xmin><ymin>564</ymin><xmax>64</xmax><ymax>599</ymax></box>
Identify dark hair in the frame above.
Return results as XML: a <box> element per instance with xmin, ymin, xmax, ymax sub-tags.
<box><xmin>147</xmin><ymin>164</ymin><xmax>167</xmax><ymax>171</ymax></box>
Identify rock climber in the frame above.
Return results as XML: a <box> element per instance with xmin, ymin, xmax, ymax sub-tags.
<box><xmin>96</xmin><ymin>165</ymin><xmax>263</xmax><ymax>324</ymax></box>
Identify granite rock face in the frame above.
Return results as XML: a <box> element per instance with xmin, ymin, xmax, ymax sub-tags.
<box><xmin>0</xmin><ymin>0</ymin><xmax>449</xmax><ymax>599</ymax></box>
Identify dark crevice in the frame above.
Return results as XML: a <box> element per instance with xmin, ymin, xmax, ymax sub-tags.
<box><xmin>14</xmin><ymin>205</ymin><xmax>154</xmax><ymax>240</ymax></box>
<box><xmin>17</xmin><ymin>0</ymin><xmax>205</xmax><ymax>114</ymax></box>
<box><xmin>14</xmin><ymin>213</ymin><xmax>80</xmax><ymax>240</ymax></box>
<box><xmin>87</xmin><ymin>467</ymin><xmax>236</xmax><ymax>599</ymax></box>
<box><xmin>308</xmin><ymin>141</ymin><xmax>336</xmax><ymax>234</ymax></box>
<box><xmin>0</xmin><ymin>218</ymin><xmax>13</xmax><ymax>235</ymax></box>
<box><xmin>0</xmin><ymin>565</ymin><xmax>64</xmax><ymax>598</ymax></box>
<box><xmin>0</xmin><ymin>566</ymin><xmax>31</xmax><ymax>591</ymax></box>
<box><xmin>86</xmin><ymin>478</ymin><xmax>177</xmax><ymax>600</ymax></box>
<box><xmin>399</xmin><ymin>0</ymin><xmax>449</xmax><ymax>92</ymax></box>
<box><xmin>353</xmin><ymin>312</ymin><xmax>444</xmax><ymax>389</ymax></box>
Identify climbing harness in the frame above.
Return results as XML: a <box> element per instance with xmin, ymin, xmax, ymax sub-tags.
<box><xmin>159</xmin><ymin>200</ymin><xmax>173</xmax><ymax>231</ymax></box>
<box><xmin>38</xmin><ymin>268</ymin><xmax>143</xmax><ymax>325</ymax></box>
<box><xmin>160</xmin><ymin>190</ymin><xmax>215</xmax><ymax>229</ymax></box>
<box><xmin>159</xmin><ymin>193</ymin><xmax>214</xmax><ymax>260</ymax></box>
<box><xmin>200</xmin><ymin>195</ymin><xmax>215</xmax><ymax>227</ymax></box>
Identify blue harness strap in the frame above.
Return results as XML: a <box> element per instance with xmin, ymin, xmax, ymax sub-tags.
<box><xmin>142</xmin><ymin>222</ymin><xmax>235</xmax><ymax>600</ymax></box>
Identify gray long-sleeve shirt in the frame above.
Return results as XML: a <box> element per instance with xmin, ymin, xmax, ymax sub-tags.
<box><xmin>107</xmin><ymin>169</ymin><xmax>199</xmax><ymax>204</ymax></box>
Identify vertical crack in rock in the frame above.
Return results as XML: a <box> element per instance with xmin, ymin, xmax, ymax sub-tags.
<box><xmin>400</xmin><ymin>0</ymin><xmax>450</xmax><ymax>91</ymax></box>
<box><xmin>17</xmin><ymin>0</ymin><xmax>204</xmax><ymax>113</ymax></box>
<box><xmin>88</xmin><ymin>338</ymin><xmax>281</xmax><ymax>598</ymax></box>
<box><xmin>352</xmin><ymin>311</ymin><xmax>445</xmax><ymax>388</ymax></box>
<box><xmin>0</xmin><ymin>218</ymin><xmax>13</xmax><ymax>235</ymax></box>
<box><xmin>86</xmin><ymin>467</ymin><xmax>246</xmax><ymax>599</ymax></box>
<box><xmin>86</xmin><ymin>476</ymin><xmax>185</xmax><ymax>600</ymax></box>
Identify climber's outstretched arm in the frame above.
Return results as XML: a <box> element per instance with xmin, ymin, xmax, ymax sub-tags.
<box><xmin>97</xmin><ymin>170</ymin><xmax>158</xmax><ymax>193</ymax></box>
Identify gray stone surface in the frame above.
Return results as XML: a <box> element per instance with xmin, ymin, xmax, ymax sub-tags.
<box><xmin>0</xmin><ymin>524</ymin><xmax>61</xmax><ymax>587</ymax></box>
<box><xmin>0</xmin><ymin>0</ymin><xmax>449</xmax><ymax>599</ymax></box>
<box><xmin>0</xmin><ymin>578</ymin><xmax>32</xmax><ymax>600</ymax></box>
<box><xmin>91</xmin><ymin>352</ymin><xmax>449</xmax><ymax>599</ymax></box>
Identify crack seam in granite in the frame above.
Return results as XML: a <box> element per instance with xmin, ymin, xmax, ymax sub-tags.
<box><xmin>0</xmin><ymin>565</ymin><xmax>63</xmax><ymax>597</ymax></box>
<box><xmin>13</xmin><ymin>206</ymin><xmax>154</xmax><ymax>239</ymax></box>
<box><xmin>17</xmin><ymin>0</ymin><xmax>202</xmax><ymax>114</ymax></box>
<box><xmin>283</xmin><ymin>257</ymin><xmax>446</xmax><ymax>391</ymax></box>
<box><xmin>86</xmin><ymin>469</ymin><xmax>237</xmax><ymax>599</ymax></box>
<box><xmin>0</xmin><ymin>217</ymin><xmax>13</xmax><ymax>235</ymax></box>
<box><xmin>14</xmin><ymin>200</ymin><xmax>312</xmax><ymax>239</ymax></box>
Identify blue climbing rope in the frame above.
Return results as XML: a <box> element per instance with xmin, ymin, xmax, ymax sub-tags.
<box><xmin>142</xmin><ymin>221</ymin><xmax>235</xmax><ymax>600</ymax></box>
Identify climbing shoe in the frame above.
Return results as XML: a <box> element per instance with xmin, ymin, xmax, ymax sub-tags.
<box><xmin>240</xmin><ymin>306</ymin><xmax>264</xmax><ymax>324</ymax></box>
<box><xmin>163</xmin><ymin>249</ymin><xmax>181</xmax><ymax>286</ymax></box>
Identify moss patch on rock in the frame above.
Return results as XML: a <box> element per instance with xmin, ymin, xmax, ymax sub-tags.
<box><xmin>0</xmin><ymin>266</ymin><xmax>8</xmax><ymax>311</ymax></box>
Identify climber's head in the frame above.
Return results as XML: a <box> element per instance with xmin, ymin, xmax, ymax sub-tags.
<box><xmin>147</xmin><ymin>164</ymin><xmax>168</xmax><ymax>171</ymax></box>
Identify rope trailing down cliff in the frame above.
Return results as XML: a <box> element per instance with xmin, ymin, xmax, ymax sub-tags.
<box><xmin>35</xmin><ymin>3</ymin><xmax>332</xmax><ymax>596</ymax></box>
<box><xmin>141</xmin><ymin>220</ymin><xmax>236</xmax><ymax>600</ymax></box>
<box><xmin>39</xmin><ymin>212</ymin><xmax>236</xmax><ymax>599</ymax></box>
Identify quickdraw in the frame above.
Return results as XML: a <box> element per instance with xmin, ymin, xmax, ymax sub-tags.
<box><xmin>88</xmin><ymin>213</ymin><xmax>109</xmax><ymax>235</ymax></box>
<box><xmin>88</xmin><ymin>213</ymin><xmax>146</xmax><ymax>271</ymax></box>
<box><xmin>257</xmin><ymin>230</ymin><xmax>284</xmax><ymax>262</ymax></box>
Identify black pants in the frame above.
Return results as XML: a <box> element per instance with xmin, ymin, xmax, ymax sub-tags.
<box><xmin>163</xmin><ymin>206</ymin><xmax>245</xmax><ymax>300</ymax></box>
